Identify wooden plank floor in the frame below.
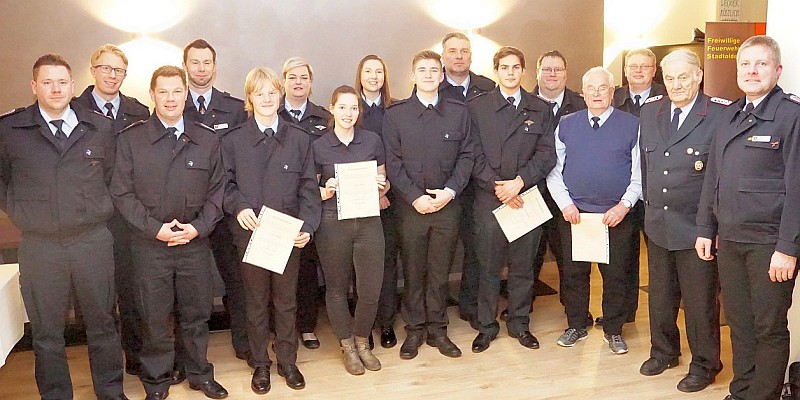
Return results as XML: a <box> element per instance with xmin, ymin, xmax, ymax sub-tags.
<box><xmin>0</xmin><ymin>260</ymin><xmax>733</xmax><ymax>399</ymax></box>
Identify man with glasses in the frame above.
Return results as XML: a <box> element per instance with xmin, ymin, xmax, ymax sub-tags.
<box><xmin>547</xmin><ymin>67</ymin><xmax>641</xmax><ymax>355</ymax></box>
<box><xmin>74</xmin><ymin>43</ymin><xmax>150</xmax><ymax>378</ymax></box>
<box><xmin>603</xmin><ymin>48</ymin><xmax>666</xmax><ymax>327</ymax></box>
<box><xmin>530</xmin><ymin>50</ymin><xmax>587</xmax><ymax>312</ymax></box>
<box><xmin>438</xmin><ymin>32</ymin><xmax>495</xmax><ymax>331</ymax></box>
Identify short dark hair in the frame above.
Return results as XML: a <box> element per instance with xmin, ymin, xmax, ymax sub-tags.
<box><xmin>33</xmin><ymin>53</ymin><xmax>72</xmax><ymax>80</ymax></box>
<box><xmin>493</xmin><ymin>46</ymin><xmax>526</xmax><ymax>70</ymax></box>
<box><xmin>537</xmin><ymin>50</ymin><xmax>567</xmax><ymax>70</ymax></box>
<box><xmin>328</xmin><ymin>85</ymin><xmax>361</xmax><ymax>130</ymax></box>
<box><xmin>183</xmin><ymin>39</ymin><xmax>217</xmax><ymax>64</ymax></box>
<box><xmin>150</xmin><ymin>65</ymin><xmax>187</xmax><ymax>91</ymax></box>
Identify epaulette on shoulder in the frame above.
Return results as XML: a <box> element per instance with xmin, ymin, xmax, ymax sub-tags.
<box><xmin>644</xmin><ymin>95</ymin><xmax>664</xmax><ymax>104</ymax></box>
<box><xmin>0</xmin><ymin>107</ymin><xmax>25</xmax><ymax>120</ymax></box>
<box><xmin>710</xmin><ymin>97</ymin><xmax>733</xmax><ymax>106</ymax></box>
<box><xmin>386</xmin><ymin>98</ymin><xmax>407</xmax><ymax>109</ymax></box>
<box><xmin>119</xmin><ymin>119</ymin><xmax>146</xmax><ymax>134</ymax></box>
<box><xmin>786</xmin><ymin>93</ymin><xmax>800</xmax><ymax>105</ymax></box>
<box><xmin>194</xmin><ymin>121</ymin><xmax>216</xmax><ymax>132</ymax></box>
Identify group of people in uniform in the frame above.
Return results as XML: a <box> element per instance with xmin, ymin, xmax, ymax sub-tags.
<box><xmin>0</xmin><ymin>31</ymin><xmax>797</xmax><ymax>400</ymax></box>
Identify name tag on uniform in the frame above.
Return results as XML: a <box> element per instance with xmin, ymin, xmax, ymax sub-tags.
<box><xmin>748</xmin><ymin>135</ymin><xmax>771</xmax><ymax>142</ymax></box>
<box><xmin>213</xmin><ymin>123</ymin><xmax>228</xmax><ymax>130</ymax></box>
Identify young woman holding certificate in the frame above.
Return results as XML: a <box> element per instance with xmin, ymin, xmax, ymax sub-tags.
<box><xmin>312</xmin><ymin>85</ymin><xmax>389</xmax><ymax>375</ymax></box>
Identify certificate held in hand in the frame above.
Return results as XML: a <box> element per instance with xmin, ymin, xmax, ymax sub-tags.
<box><xmin>571</xmin><ymin>213</ymin><xmax>610</xmax><ymax>264</ymax></box>
<box><xmin>242</xmin><ymin>206</ymin><xmax>304</xmax><ymax>274</ymax></box>
<box><xmin>492</xmin><ymin>186</ymin><xmax>552</xmax><ymax>243</ymax></box>
<box><xmin>334</xmin><ymin>160</ymin><xmax>380</xmax><ymax>220</ymax></box>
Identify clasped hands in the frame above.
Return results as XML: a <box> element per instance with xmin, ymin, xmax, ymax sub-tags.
<box><xmin>156</xmin><ymin>219</ymin><xmax>198</xmax><ymax>247</ymax></box>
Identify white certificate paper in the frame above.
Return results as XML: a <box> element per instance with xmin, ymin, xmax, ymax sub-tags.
<box><xmin>492</xmin><ymin>186</ymin><xmax>552</xmax><ymax>243</ymax></box>
<box><xmin>242</xmin><ymin>206</ymin><xmax>304</xmax><ymax>274</ymax></box>
<box><xmin>571</xmin><ymin>213</ymin><xmax>610</xmax><ymax>264</ymax></box>
<box><xmin>0</xmin><ymin>263</ymin><xmax>27</xmax><ymax>368</ymax></box>
<box><xmin>334</xmin><ymin>160</ymin><xmax>380</xmax><ymax>220</ymax></box>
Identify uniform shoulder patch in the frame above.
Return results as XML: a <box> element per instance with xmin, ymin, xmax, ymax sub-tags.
<box><xmin>709</xmin><ymin>97</ymin><xmax>732</xmax><ymax>106</ymax></box>
<box><xmin>644</xmin><ymin>95</ymin><xmax>663</xmax><ymax>104</ymax></box>
<box><xmin>787</xmin><ymin>93</ymin><xmax>800</xmax><ymax>104</ymax></box>
<box><xmin>119</xmin><ymin>119</ymin><xmax>146</xmax><ymax>133</ymax></box>
<box><xmin>0</xmin><ymin>107</ymin><xmax>25</xmax><ymax>119</ymax></box>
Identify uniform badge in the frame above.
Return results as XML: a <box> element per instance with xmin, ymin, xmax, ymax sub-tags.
<box><xmin>444</xmin><ymin>133</ymin><xmax>450</xmax><ymax>139</ymax></box>
<box><xmin>524</xmin><ymin>120</ymin><xmax>534</xmax><ymax>125</ymax></box>
<box><xmin>284</xmin><ymin>164</ymin><xmax>289</xmax><ymax>170</ymax></box>
<box><xmin>748</xmin><ymin>135</ymin><xmax>771</xmax><ymax>142</ymax></box>
<box><xmin>187</xmin><ymin>160</ymin><xmax>194</xmax><ymax>167</ymax></box>
<box><xmin>644</xmin><ymin>95</ymin><xmax>663</xmax><ymax>104</ymax></box>
<box><xmin>771</xmin><ymin>140</ymin><xmax>781</xmax><ymax>149</ymax></box>
<box><xmin>85</xmin><ymin>149</ymin><xmax>92</xmax><ymax>156</ymax></box>
<box><xmin>315</xmin><ymin>125</ymin><xmax>327</xmax><ymax>130</ymax></box>
<box><xmin>686</xmin><ymin>147</ymin><xmax>693</xmax><ymax>154</ymax></box>
<box><xmin>213</xmin><ymin>123</ymin><xmax>228</xmax><ymax>130</ymax></box>
<box><xmin>694</xmin><ymin>160</ymin><xmax>704</xmax><ymax>171</ymax></box>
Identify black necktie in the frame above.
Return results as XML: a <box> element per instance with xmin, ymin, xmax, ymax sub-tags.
<box><xmin>50</xmin><ymin>119</ymin><xmax>68</xmax><ymax>150</ymax></box>
<box><xmin>197</xmin><ymin>96</ymin><xmax>207</xmax><ymax>115</ymax></box>
<box><xmin>507</xmin><ymin>96</ymin><xmax>515</xmax><ymax>107</ymax></box>
<box><xmin>737</xmin><ymin>102</ymin><xmax>754</xmax><ymax>126</ymax></box>
<box><xmin>634</xmin><ymin>94</ymin><xmax>642</xmax><ymax>107</ymax></box>
<box><xmin>263</xmin><ymin>128</ymin><xmax>274</xmax><ymax>138</ymax></box>
<box><xmin>426</xmin><ymin>104</ymin><xmax>434</xmax><ymax>111</ymax></box>
<box><xmin>104</xmin><ymin>102</ymin><xmax>114</xmax><ymax>118</ymax></box>
<box><xmin>672</xmin><ymin>108</ymin><xmax>682</xmax><ymax>132</ymax></box>
<box><xmin>550</xmin><ymin>102</ymin><xmax>558</xmax><ymax>115</ymax></box>
<box><xmin>166</xmin><ymin>127</ymin><xmax>179</xmax><ymax>149</ymax></box>
<box><xmin>591</xmin><ymin>116</ymin><xmax>600</xmax><ymax>130</ymax></box>
<box><xmin>289</xmin><ymin>109</ymin><xmax>301</xmax><ymax>120</ymax></box>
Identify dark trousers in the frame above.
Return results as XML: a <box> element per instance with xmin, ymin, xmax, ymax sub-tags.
<box><xmin>210</xmin><ymin>218</ymin><xmax>248</xmax><ymax>355</ymax></box>
<box><xmin>109</xmin><ymin>214</ymin><xmax>142</xmax><ymax>369</ymax></box>
<box><xmin>375</xmin><ymin>203</ymin><xmax>401</xmax><ymax>329</ymax></box>
<box><xmin>474</xmin><ymin>206</ymin><xmax>540</xmax><ymax>336</ymax></box>
<box><xmin>717</xmin><ymin>240</ymin><xmax>795</xmax><ymax>400</ymax></box>
<box><xmin>296</xmin><ymin>243</ymin><xmax>321</xmax><ymax>333</ymax></box>
<box><xmin>558</xmin><ymin>210</ymin><xmax>633</xmax><ymax>335</ymax></box>
<box><xmin>457</xmin><ymin>183</ymin><xmax>479</xmax><ymax>319</ymax></box>
<box><xmin>237</xmin><ymin>241</ymin><xmax>301</xmax><ymax>368</ymax></box>
<box><xmin>316</xmin><ymin>215</ymin><xmax>384</xmax><ymax>339</ymax></box>
<box><xmin>18</xmin><ymin>227</ymin><xmax>123</xmax><ymax>400</ymax></box>
<box><xmin>398</xmin><ymin>200</ymin><xmax>460</xmax><ymax>337</ymax></box>
<box><xmin>646</xmin><ymin>240</ymin><xmax>721</xmax><ymax>377</ymax></box>
<box><xmin>623</xmin><ymin>200</ymin><xmax>644</xmax><ymax>320</ymax></box>
<box><xmin>131</xmin><ymin>238</ymin><xmax>214</xmax><ymax>394</ymax></box>
<box><xmin>533</xmin><ymin>189</ymin><xmax>565</xmax><ymax>303</ymax></box>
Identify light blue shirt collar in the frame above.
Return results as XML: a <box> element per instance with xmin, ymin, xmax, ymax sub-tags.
<box><xmin>190</xmin><ymin>88</ymin><xmax>213</xmax><ymax>111</ymax></box>
<box><xmin>670</xmin><ymin>93</ymin><xmax>699</xmax><ymax>130</ymax></box>
<box><xmin>415</xmin><ymin>93</ymin><xmax>439</xmax><ymax>108</ymax></box>
<box><xmin>499</xmin><ymin>88</ymin><xmax>522</xmax><ymax>108</ymax></box>
<box><xmin>40</xmin><ymin>106</ymin><xmax>79</xmax><ymax>137</ymax></box>
<box><xmin>362</xmin><ymin>92</ymin><xmax>382</xmax><ymax>107</ymax></box>
<box><xmin>629</xmin><ymin>87</ymin><xmax>652</xmax><ymax>105</ymax></box>
<box><xmin>90</xmin><ymin>90</ymin><xmax>121</xmax><ymax>118</ymax></box>
<box><xmin>284</xmin><ymin>99</ymin><xmax>307</xmax><ymax>119</ymax></box>
<box><xmin>446</xmin><ymin>74</ymin><xmax>470</xmax><ymax>97</ymax></box>
<box><xmin>587</xmin><ymin>107</ymin><xmax>614</xmax><ymax>128</ymax></box>
<box><xmin>159</xmin><ymin>117</ymin><xmax>186</xmax><ymax>138</ymax></box>
<box><xmin>255</xmin><ymin>117</ymin><xmax>279</xmax><ymax>134</ymax></box>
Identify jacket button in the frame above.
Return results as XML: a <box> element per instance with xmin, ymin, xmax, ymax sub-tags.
<box><xmin>662</xmin><ymin>188</ymin><xmax>667</xmax><ymax>193</ymax></box>
<box><xmin>663</xmin><ymin>206</ymin><xmax>669</xmax><ymax>210</ymax></box>
<box><xmin>663</xmin><ymin>170</ymin><xmax>668</xmax><ymax>175</ymax></box>
<box><xmin>664</xmin><ymin>152</ymin><xmax>670</xmax><ymax>156</ymax></box>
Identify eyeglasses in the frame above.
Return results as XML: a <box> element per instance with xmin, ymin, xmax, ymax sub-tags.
<box><xmin>626</xmin><ymin>64</ymin><xmax>654</xmax><ymax>71</ymax></box>
<box><xmin>540</xmin><ymin>67</ymin><xmax>566</xmax><ymax>74</ymax></box>
<box><xmin>583</xmin><ymin>85</ymin><xmax>611</xmax><ymax>95</ymax></box>
<box><xmin>93</xmin><ymin>65</ymin><xmax>127</xmax><ymax>76</ymax></box>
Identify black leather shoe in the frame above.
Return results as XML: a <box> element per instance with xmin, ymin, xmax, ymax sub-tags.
<box><xmin>380</xmin><ymin>326</ymin><xmax>397</xmax><ymax>349</ymax></box>
<box><xmin>125</xmin><ymin>358</ymin><xmax>140</xmax><ymax>376</ymax></box>
<box><xmin>169</xmin><ymin>369</ymin><xmax>185</xmax><ymax>385</ymax></box>
<box><xmin>677</xmin><ymin>373</ymin><xmax>714</xmax><ymax>393</ymax></box>
<box><xmin>189</xmin><ymin>380</ymin><xmax>228</xmax><ymax>399</ymax></box>
<box><xmin>427</xmin><ymin>335</ymin><xmax>462</xmax><ymax>358</ymax></box>
<box><xmin>471</xmin><ymin>333</ymin><xmax>494</xmax><ymax>353</ymax></box>
<box><xmin>277</xmin><ymin>364</ymin><xmax>305</xmax><ymax>390</ymax></box>
<box><xmin>509</xmin><ymin>331</ymin><xmax>539</xmax><ymax>349</ymax></box>
<box><xmin>250</xmin><ymin>366</ymin><xmax>271</xmax><ymax>395</ymax></box>
<box><xmin>399</xmin><ymin>332</ymin><xmax>424</xmax><ymax>360</ymax></box>
<box><xmin>300</xmin><ymin>333</ymin><xmax>320</xmax><ymax>350</ymax></box>
<box><xmin>144</xmin><ymin>392</ymin><xmax>168</xmax><ymax>400</ymax></box>
<box><xmin>499</xmin><ymin>309</ymin><xmax>509</xmax><ymax>321</ymax></box>
<box><xmin>639</xmin><ymin>357</ymin><xmax>678</xmax><ymax>376</ymax></box>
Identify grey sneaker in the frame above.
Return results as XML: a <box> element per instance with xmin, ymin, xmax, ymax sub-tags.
<box><xmin>604</xmin><ymin>333</ymin><xmax>628</xmax><ymax>354</ymax></box>
<box><xmin>556</xmin><ymin>328</ymin><xmax>588</xmax><ymax>347</ymax></box>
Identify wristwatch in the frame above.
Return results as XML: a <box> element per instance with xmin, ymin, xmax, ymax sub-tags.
<box><xmin>621</xmin><ymin>199</ymin><xmax>633</xmax><ymax>209</ymax></box>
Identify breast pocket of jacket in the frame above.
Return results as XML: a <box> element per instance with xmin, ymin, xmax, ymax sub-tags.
<box><xmin>441</xmin><ymin>130</ymin><xmax>464</xmax><ymax>160</ymax></box>
<box><xmin>82</xmin><ymin>145</ymin><xmax>106</xmax><ymax>181</ymax></box>
<box><xmin>279</xmin><ymin>161</ymin><xmax>303</xmax><ymax>210</ymax></box>
<box><xmin>184</xmin><ymin>157</ymin><xmax>211</xmax><ymax>191</ymax></box>
<box><xmin>689</xmin><ymin>144</ymin><xmax>710</xmax><ymax>176</ymax></box>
